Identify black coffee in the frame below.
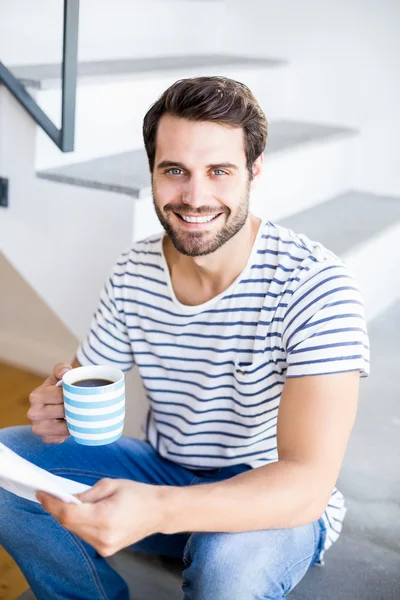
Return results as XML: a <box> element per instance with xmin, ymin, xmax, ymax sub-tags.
<box><xmin>73</xmin><ymin>378</ymin><xmax>114</xmax><ymax>388</ymax></box>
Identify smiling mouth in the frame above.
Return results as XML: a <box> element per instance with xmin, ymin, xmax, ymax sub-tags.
<box><xmin>174</xmin><ymin>213</ymin><xmax>222</xmax><ymax>224</ymax></box>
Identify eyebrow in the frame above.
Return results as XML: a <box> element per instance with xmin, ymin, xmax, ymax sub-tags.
<box><xmin>156</xmin><ymin>160</ymin><xmax>239</xmax><ymax>171</ymax></box>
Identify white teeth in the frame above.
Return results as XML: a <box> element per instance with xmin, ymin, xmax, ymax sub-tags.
<box><xmin>180</xmin><ymin>214</ymin><xmax>218</xmax><ymax>223</ymax></box>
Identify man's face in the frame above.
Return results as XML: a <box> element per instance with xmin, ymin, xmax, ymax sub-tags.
<box><xmin>151</xmin><ymin>115</ymin><xmax>253</xmax><ymax>257</ymax></box>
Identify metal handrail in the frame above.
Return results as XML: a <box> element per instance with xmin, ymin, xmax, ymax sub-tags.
<box><xmin>0</xmin><ymin>0</ymin><xmax>79</xmax><ymax>152</ymax></box>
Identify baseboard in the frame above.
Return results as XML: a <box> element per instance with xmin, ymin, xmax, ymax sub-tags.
<box><xmin>0</xmin><ymin>330</ymin><xmax>77</xmax><ymax>377</ymax></box>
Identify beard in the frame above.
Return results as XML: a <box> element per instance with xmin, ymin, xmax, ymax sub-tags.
<box><xmin>152</xmin><ymin>180</ymin><xmax>251</xmax><ymax>257</ymax></box>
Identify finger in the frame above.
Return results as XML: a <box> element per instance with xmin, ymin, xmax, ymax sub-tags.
<box><xmin>39</xmin><ymin>364</ymin><xmax>72</xmax><ymax>388</ymax></box>
<box><xmin>53</xmin><ymin>363</ymin><xmax>73</xmax><ymax>383</ymax></box>
<box><xmin>37</xmin><ymin>492</ymin><xmax>92</xmax><ymax>526</ymax></box>
<box><xmin>32</xmin><ymin>419</ymin><xmax>69</xmax><ymax>439</ymax></box>
<box><xmin>28</xmin><ymin>403</ymin><xmax>66</xmax><ymax>421</ymax></box>
<box><xmin>29</xmin><ymin>385</ymin><xmax>64</xmax><ymax>409</ymax></box>
<box><xmin>31</xmin><ymin>418</ymin><xmax>69</xmax><ymax>435</ymax></box>
<box><xmin>41</xmin><ymin>435</ymin><xmax>70</xmax><ymax>445</ymax></box>
<box><xmin>76</xmin><ymin>478</ymin><xmax>117</xmax><ymax>504</ymax></box>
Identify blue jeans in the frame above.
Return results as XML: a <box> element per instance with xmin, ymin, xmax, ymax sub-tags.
<box><xmin>0</xmin><ymin>426</ymin><xmax>322</xmax><ymax>599</ymax></box>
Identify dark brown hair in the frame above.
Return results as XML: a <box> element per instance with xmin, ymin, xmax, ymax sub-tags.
<box><xmin>142</xmin><ymin>76</ymin><xmax>268</xmax><ymax>175</ymax></box>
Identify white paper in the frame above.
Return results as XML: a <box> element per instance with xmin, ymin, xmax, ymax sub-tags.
<box><xmin>0</xmin><ymin>442</ymin><xmax>91</xmax><ymax>504</ymax></box>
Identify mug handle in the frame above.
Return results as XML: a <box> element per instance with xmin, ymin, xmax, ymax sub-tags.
<box><xmin>56</xmin><ymin>380</ymin><xmax>63</xmax><ymax>387</ymax></box>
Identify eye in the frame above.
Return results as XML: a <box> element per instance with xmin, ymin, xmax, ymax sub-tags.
<box><xmin>213</xmin><ymin>169</ymin><xmax>227</xmax><ymax>176</ymax></box>
<box><xmin>166</xmin><ymin>168</ymin><xmax>184</xmax><ymax>176</ymax></box>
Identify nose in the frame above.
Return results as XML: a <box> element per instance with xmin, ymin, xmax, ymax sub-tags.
<box><xmin>181</xmin><ymin>174</ymin><xmax>210</xmax><ymax>208</ymax></box>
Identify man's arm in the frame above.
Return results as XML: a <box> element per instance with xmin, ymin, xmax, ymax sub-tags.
<box><xmin>159</xmin><ymin>370</ymin><xmax>359</xmax><ymax>534</ymax></box>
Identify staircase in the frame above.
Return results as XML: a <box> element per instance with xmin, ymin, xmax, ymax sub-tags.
<box><xmin>1</xmin><ymin>2</ymin><xmax>400</xmax><ymax>597</ymax></box>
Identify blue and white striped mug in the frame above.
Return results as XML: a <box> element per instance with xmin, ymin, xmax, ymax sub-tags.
<box><xmin>57</xmin><ymin>365</ymin><xmax>125</xmax><ymax>446</ymax></box>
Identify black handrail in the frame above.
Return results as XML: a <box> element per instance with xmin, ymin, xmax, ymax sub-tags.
<box><xmin>0</xmin><ymin>0</ymin><xmax>79</xmax><ymax>152</ymax></box>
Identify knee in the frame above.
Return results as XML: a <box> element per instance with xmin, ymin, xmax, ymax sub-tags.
<box><xmin>182</xmin><ymin>531</ymin><xmax>284</xmax><ymax>600</ymax></box>
<box><xmin>0</xmin><ymin>425</ymin><xmax>31</xmax><ymax>450</ymax></box>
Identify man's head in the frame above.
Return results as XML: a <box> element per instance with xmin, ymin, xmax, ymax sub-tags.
<box><xmin>142</xmin><ymin>76</ymin><xmax>267</xmax><ymax>257</ymax></box>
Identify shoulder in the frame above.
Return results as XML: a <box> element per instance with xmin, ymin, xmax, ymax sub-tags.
<box><xmin>112</xmin><ymin>233</ymin><xmax>164</xmax><ymax>277</ymax></box>
<box><xmin>260</xmin><ymin>221</ymin><xmax>352</xmax><ymax>289</ymax></box>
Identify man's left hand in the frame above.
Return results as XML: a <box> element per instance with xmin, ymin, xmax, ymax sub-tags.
<box><xmin>36</xmin><ymin>478</ymin><xmax>166</xmax><ymax>557</ymax></box>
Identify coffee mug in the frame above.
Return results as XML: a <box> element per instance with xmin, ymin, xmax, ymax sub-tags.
<box><xmin>56</xmin><ymin>365</ymin><xmax>125</xmax><ymax>446</ymax></box>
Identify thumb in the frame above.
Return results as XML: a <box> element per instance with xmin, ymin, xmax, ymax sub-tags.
<box><xmin>54</xmin><ymin>362</ymin><xmax>73</xmax><ymax>381</ymax></box>
<box><xmin>75</xmin><ymin>478</ymin><xmax>117</xmax><ymax>504</ymax></box>
<box><xmin>44</xmin><ymin>363</ymin><xmax>74</xmax><ymax>387</ymax></box>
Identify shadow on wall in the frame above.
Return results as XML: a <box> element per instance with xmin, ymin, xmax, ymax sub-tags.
<box><xmin>0</xmin><ymin>252</ymin><xmax>78</xmax><ymax>376</ymax></box>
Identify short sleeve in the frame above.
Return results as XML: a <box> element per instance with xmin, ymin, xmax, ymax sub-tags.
<box><xmin>282</xmin><ymin>261</ymin><xmax>370</xmax><ymax>378</ymax></box>
<box><xmin>76</xmin><ymin>254</ymin><xmax>135</xmax><ymax>372</ymax></box>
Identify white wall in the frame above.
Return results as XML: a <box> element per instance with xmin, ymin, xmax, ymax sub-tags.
<box><xmin>0</xmin><ymin>87</ymin><xmax>135</xmax><ymax>341</ymax></box>
<box><xmin>223</xmin><ymin>0</ymin><xmax>400</xmax><ymax>196</ymax></box>
<box><xmin>0</xmin><ymin>0</ymin><xmax>226</xmax><ymax>66</ymax></box>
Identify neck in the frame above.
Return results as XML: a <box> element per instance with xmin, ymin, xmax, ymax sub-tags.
<box><xmin>164</xmin><ymin>214</ymin><xmax>262</xmax><ymax>305</ymax></box>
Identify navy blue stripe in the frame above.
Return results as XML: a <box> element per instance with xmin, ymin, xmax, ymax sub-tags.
<box><xmin>126</xmin><ymin>312</ymin><xmax>282</xmax><ymax>330</ymax></box>
<box><xmin>155</xmin><ymin>416</ymin><xmax>277</xmax><ymax>441</ymax></box>
<box><xmin>325</xmin><ymin>512</ymin><xmax>342</xmax><ymax>535</ymax></box>
<box><xmin>323</xmin><ymin>299</ymin><xmax>364</xmax><ymax>310</ymax></box>
<box><xmin>288</xmin><ymin>340</ymin><xmax>364</xmax><ymax>355</ymax></box>
<box><xmin>289</xmin><ymin>354</ymin><xmax>365</xmax><ymax>367</ymax></box>
<box><xmin>286</xmin><ymin>313</ymin><xmax>364</xmax><ymax>347</ymax></box>
<box><xmin>284</xmin><ymin>267</ymin><xmax>349</xmax><ymax>324</ymax></box>
<box><xmin>165</xmin><ymin>447</ymin><xmax>277</xmax><ymax>461</ymax></box>
<box><xmin>127</xmin><ymin>315</ymin><xmax>269</xmax><ymax>329</ymax></box>
<box><xmin>135</xmin><ymin>236</ymin><xmax>163</xmax><ymax>245</ymax></box>
<box><xmin>128</xmin><ymin>299</ymin><xmax>266</xmax><ymax>318</ymax></box>
<box><xmin>287</xmin><ymin>366</ymin><xmax>367</xmax><ymax>378</ymax></box>
<box><xmin>142</xmin><ymin>372</ymin><xmax>281</xmax><ymax>391</ymax></box>
<box><xmin>79</xmin><ymin>346</ymin><xmax>97</xmax><ymax>366</ymax></box>
<box><xmin>139</xmin><ymin>364</ymin><xmax>284</xmax><ymax>383</ymax></box>
<box><xmin>130</xmin><ymin>249</ymin><xmax>161</xmax><ymax>256</ymax></box>
<box><xmin>159</xmin><ymin>430</ymin><xmax>276</xmax><ymax>450</ymax></box>
<box><xmin>114</xmin><ymin>286</ymin><xmax>171</xmax><ymax>303</ymax></box>
<box><xmin>148</xmin><ymin>387</ymin><xmax>282</xmax><ymax>409</ymax></box>
<box><xmin>261</xmin><ymin>233</ymin><xmax>308</xmax><ymax>251</ymax></box>
<box><xmin>256</xmin><ymin>248</ymin><xmax>305</xmax><ymax>262</ymax></box>
<box><xmin>116</xmin><ymin>258</ymin><xmax>163</xmax><ymax>271</ymax></box>
<box><xmin>309</xmin><ymin>326</ymin><xmax>367</xmax><ymax>339</ymax></box>
<box><xmin>99</xmin><ymin>298</ymin><xmax>126</xmax><ymax>328</ymax></box>
<box><xmin>223</xmin><ymin>291</ymin><xmax>293</xmax><ymax>300</ymax></box>
<box><xmin>151</xmin><ymin>403</ymin><xmax>278</xmax><ymax>427</ymax></box>
<box><xmin>147</xmin><ymin>376</ymin><xmax>281</xmax><ymax>398</ymax></box>
<box><xmin>136</xmin><ymin>353</ymin><xmax>287</xmax><ymax>369</ymax></box>
<box><xmin>89</xmin><ymin>327</ymin><xmax>133</xmax><ymax>356</ymax></box>
<box><xmin>113</xmin><ymin>271</ymin><xmax>167</xmax><ymax>287</ymax></box>
<box><xmin>133</xmin><ymin>339</ymin><xmax>284</xmax><ymax>355</ymax></box>
<box><xmin>85</xmin><ymin>339</ymin><xmax>134</xmax><ymax>367</ymax></box>
<box><xmin>142</xmin><ymin>330</ymin><xmax>264</xmax><ymax>342</ymax></box>
<box><xmin>95</xmin><ymin>320</ymin><xmax>131</xmax><ymax>347</ymax></box>
<box><xmin>239</xmin><ymin>276</ymin><xmax>300</xmax><ymax>286</ymax></box>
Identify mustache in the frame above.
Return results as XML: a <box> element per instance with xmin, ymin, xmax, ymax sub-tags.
<box><xmin>164</xmin><ymin>204</ymin><xmax>228</xmax><ymax>216</ymax></box>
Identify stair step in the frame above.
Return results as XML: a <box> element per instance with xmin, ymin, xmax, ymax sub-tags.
<box><xmin>36</xmin><ymin>120</ymin><xmax>356</xmax><ymax>198</ymax></box>
<box><xmin>13</xmin><ymin>55</ymin><xmax>286</xmax><ymax>89</ymax></box>
<box><xmin>280</xmin><ymin>190</ymin><xmax>400</xmax><ymax>257</ymax></box>
<box><xmin>280</xmin><ymin>189</ymin><xmax>400</xmax><ymax>321</ymax></box>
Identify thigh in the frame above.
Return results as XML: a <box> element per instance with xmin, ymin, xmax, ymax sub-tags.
<box><xmin>183</xmin><ymin>522</ymin><xmax>321</xmax><ymax>600</ymax></box>
<box><xmin>0</xmin><ymin>425</ymin><xmax>196</xmax><ymax>488</ymax></box>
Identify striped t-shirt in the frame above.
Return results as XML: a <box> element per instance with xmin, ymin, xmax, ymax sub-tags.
<box><xmin>77</xmin><ymin>219</ymin><xmax>370</xmax><ymax>561</ymax></box>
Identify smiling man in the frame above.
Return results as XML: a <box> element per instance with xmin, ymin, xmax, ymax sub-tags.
<box><xmin>0</xmin><ymin>77</ymin><xmax>369</xmax><ymax>600</ymax></box>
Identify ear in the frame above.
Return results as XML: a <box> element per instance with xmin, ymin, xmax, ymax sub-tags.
<box><xmin>250</xmin><ymin>153</ymin><xmax>264</xmax><ymax>187</ymax></box>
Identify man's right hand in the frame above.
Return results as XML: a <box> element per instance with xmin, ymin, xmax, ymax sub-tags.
<box><xmin>28</xmin><ymin>363</ymin><xmax>73</xmax><ymax>444</ymax></box>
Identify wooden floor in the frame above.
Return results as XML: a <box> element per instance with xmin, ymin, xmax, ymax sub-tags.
<box><xmin>0</xmin><ymin>362</ymin><xmax>44</xmax><ymax>600</ymax></box>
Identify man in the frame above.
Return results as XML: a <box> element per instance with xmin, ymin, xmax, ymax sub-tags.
<box><xmin>0</xmin><ymin>76</ymin><xmax>369</xmax><ymax>599</ymax></box>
